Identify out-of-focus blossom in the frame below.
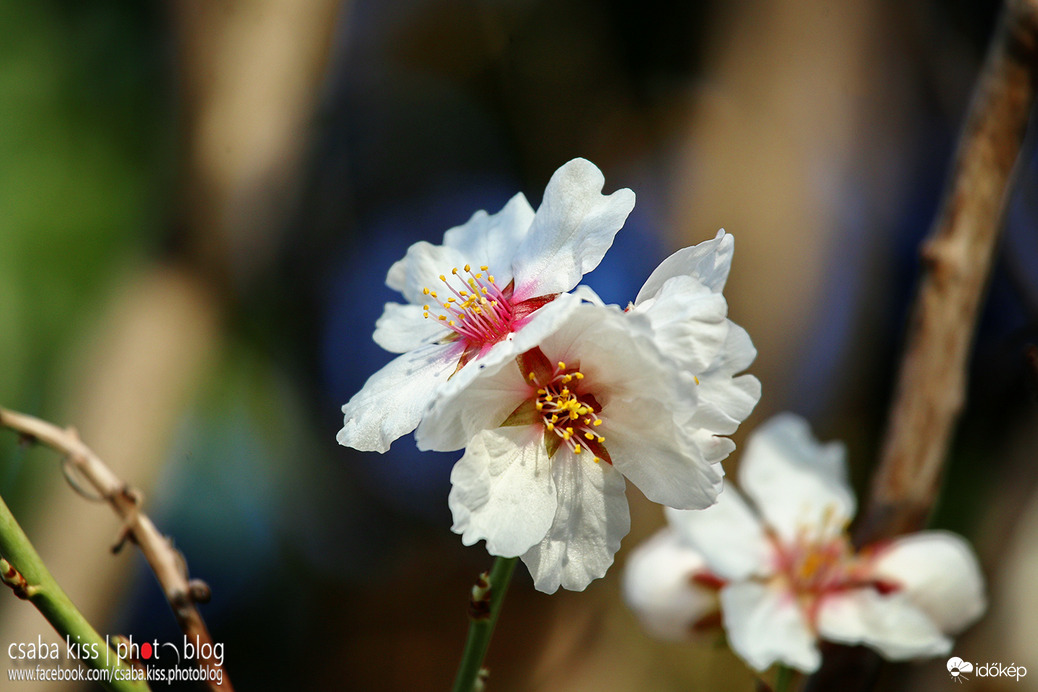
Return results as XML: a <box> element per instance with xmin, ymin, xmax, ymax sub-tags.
<box><xmin>338</xmin><ymin>158</ymin><xmax>635</xmax><ymax>452</ymax></box>
<box><xmin>624</xmin><ymin>414</ymin><xmax>986</xmax><ymax>673</ymax></box>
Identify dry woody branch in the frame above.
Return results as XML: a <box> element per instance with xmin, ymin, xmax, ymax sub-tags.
<box><xmin>859</xmin><ymin>0</ymin><xmax>1038</xmax><ymax>543</ymax></box>
<box><xmin>0</xmin><ymin>407</ymin><xmax>233</xmax><ymax>691</ymax></box>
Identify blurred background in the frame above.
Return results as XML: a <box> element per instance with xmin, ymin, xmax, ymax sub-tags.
<box><xmin>0</xmin><ymin>0</ymin><xmax>1035</xmax><ymax>689</ymax></box>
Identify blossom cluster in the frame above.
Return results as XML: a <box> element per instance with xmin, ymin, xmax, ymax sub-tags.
<box><xmin>338</xmin><ymin>158</ymin><xmax>760</xmax><ymax>593</ymax></box>
<box><xmin>338</xmin><ymin>158</ymin><xmax>985</xmax><ymax>675</ymax></box>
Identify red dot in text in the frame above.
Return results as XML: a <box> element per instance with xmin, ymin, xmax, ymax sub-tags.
<box><xmin>140</xmin><ymin>643</ymin><xmax>152</xmax><ymax>660</ymax></box>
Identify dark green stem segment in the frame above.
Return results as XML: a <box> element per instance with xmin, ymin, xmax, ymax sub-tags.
<box><xmin>0</xmin><ymin>492</ymin><xmax>149</xmax><ymax>691</ymax></box>
<box><xmin>774</xmin><ymin>664</ymin><xmax>797</xmax><ymax>692</ymax></box>
<box><xmin>450</xmin><ymin>556</ymin><xmax>518</xmax><ymax>692</ymax></box>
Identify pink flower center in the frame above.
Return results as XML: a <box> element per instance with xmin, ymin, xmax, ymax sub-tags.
<box><xmin>422</xmin><ymin>265</ymin><xmax>557</xmax><ymax>369</ymax></box>
<box><xmin>423</xmin><ymin>265</ymin><xmax>514</xmax><ymax>344</ymax></box>
<box><xmin>769</xmin><ymin>514</ymin><xmax>901</xmax><ymax>623</ymax></box>
<box><xmin>501</xmin><ymin>347</ymin><xmax>612</xmax><ymax>464</ymax></box>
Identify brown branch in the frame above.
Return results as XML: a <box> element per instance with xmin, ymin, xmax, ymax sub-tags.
<box><xmin>856</xmin><ymin>0</ymin><xmax>1038</xmax><ymax>544</ymax></box>
<box><xmin>0</xmin><ymin>407</ymin><xmax>233</xmax><ymax>692</ymax></box>
<box><xmin>808</xmin><ymin>1</ymin><xmax>1038</xmax><ymax>690</ymax></box>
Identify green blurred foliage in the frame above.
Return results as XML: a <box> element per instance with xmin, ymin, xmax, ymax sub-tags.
<box><xmin>0</xmin><ymin>1</ymin><xmax>173</xmax><ymax>409</ymax></box>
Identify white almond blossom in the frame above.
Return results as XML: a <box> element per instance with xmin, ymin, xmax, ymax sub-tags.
<box><xmin>338</xmin><ymin>158</ymin><xmax>635</xmax><ymax>452</ymax></box>
<box><xmin>624</xmin><ymin>414</ymin><xmax>986</xmax><ymax>673</ymax></box>
<box><xmin>416</xmin><ymin>233</ymin><xmax>760</xmax><ymax>593</ymax></box>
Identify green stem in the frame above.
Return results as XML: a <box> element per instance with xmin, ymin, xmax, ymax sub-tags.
<box><xmin>0</xmin><ymin>492</ymin><xmax>149</xmax><ymax>691</ymax></box>
<box><xmin>774</xmin><ymin>665</ymin><xmax>796</xmax><ymax>692</ymax></box>
<box><xmin>451</xmin><ymin>556</ymin><xmax>518</xmax><ymax>692</ymax></box>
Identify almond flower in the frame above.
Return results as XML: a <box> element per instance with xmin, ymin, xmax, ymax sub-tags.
<box><xmin>337</xmin><ymin>158</ymin><xmax>635</xmax><ymax>452</ymax></box>
<box><xmin>623</xmin><ymin>414</ymin><xmax>986</xmax><ymax>673</ymax></box>
<box><xmin>416</xmin><ymin>235</ymin><xmax>760</xmax><ymax>593</ymax></box>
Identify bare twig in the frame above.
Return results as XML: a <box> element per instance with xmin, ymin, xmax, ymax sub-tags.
<box><xmin>857</xmin><ymin>0</ymin><xmax>1038</xmax><ymax>544</ymax></box>
<box><xmin>807</xmin><ymin>1</ymin><xmax>1038</xmax><ymax>690</ymax></box>
<box><xmin>0</xmin><ymin>407</ymin><xmax>232</xmax><ymax>691</ymax></box>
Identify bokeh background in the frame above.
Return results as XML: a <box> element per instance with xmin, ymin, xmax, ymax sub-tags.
<box><xmin>0</xmin><ymin>0</ymin><xmax>1036</xmax><ymax>690</ymax></box>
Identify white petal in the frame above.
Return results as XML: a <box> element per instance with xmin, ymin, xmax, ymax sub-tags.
<box><xmin>870</xmin><ymin>531</ymin><xmax>986</xmax><ymax>634</ymax></box>
<box><xmin>414</xmin><ymin>293</ymin><xmax>583</xmax><ymax>452</ymax></box>
<box><xmin>720</xmin><ymin>581</ymin><xmax>821</xmax><ymax>673</ymax></box>
<box><xmin>448</xmin><ymin>427</ymin><xmax>558</xmax><ymax>557</ymax></box>
<box><xmin>690</xmin><ymin>373</ymin><xmax>762</xmax><ymax>435</ymax></box>
<box><xmin>622</xmin><ymin>528</ymin><xmax>719</xmax><ymax>640</ymax></box>
<box><xmin>372</xmin><ymin>302</ymin><xmax>448</xmax><ymax>353</ymax></box>
<box><xmin>633</xmin><ymin>276</ymin><xmax>731</xmax><ymax>373</ymax></box>
<box><xmin>634</xmin><ymin>229</ymin><xmax>733</xmax><ymax>304</ymax></box>
<box><xmin>608</xmin><ymin>397</ymin><xmax>724</xmax><ymax>510</ymax></box>
<box><xmin>385</xmin><ymin>240</ymin><xmax>471</xmax><ymax>305</ymax></box>
<box><xmin>739</xmin><ymin>414</ymin><xmax>854</xmax><ymax>543</ymax></box>
<box><xmin>526</xmin><ymin>304</ymin><xmax>721</xmax><ymax>510</ymax></box>
<box><xmin>687</xmin><ymin>427</ymin><xmax>738</xmax><ymax>466</ymax></box>
<box><xmin>570</xmin><ymin>283</ymin><xmax>606</xmax><ymax>306</ymax></box>
<box><xmin>711</xmin><ymin>321</ymin><xmax>758</xmax><ymax>374</ymax></box>
<box><xmin>337</xmin><ymin>342</ymin><xmax>461</xmax><ymax>452</ymax></box>
<box><xmin>816</xmin><ymin>590</ymin><xmax>951</xmax><ymax>661</ymax></box>
<box><xmin>665</xmin><ymin>485</ymin><xmax>772</xmax><ymax>581</ymax></box>
<box><xmin>521</xmin><ymin>453</ymin><xmax>630</xmax><ymax>593</ymax></box>
<box><xmin>442</xmin><ymin>192</ymin><xmax>535</xmax><ymax>278</ymax></box>
<box><xmin>510</xmin><ymin>158</ymin><xmax>635</xmax><ymax>301</ymax></box>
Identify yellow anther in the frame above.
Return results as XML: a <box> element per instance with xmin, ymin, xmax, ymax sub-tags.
<box><xmin>447</xmin><ymin>297</ymin><xmax>456</xmax><ymax>303</ymax></box>
<box><xmin>593</xmin><ymin>456</ymin><xmax>601</xmax><ymax>463</ymax></box>
<box><xmin>488</xmin><ymin>276</ymin><xmax>495</xmax><ymax>283</ymax></box>
<box><xmin>438</xmin><ymin>315</ymin><xmax>447</xmax><ymax>321</ymax></box>
<box><xmin>423</xmin><ymin>312</ymin><xmax>429</xmax><ymax>318</ymax></box>
<box><xmin>694</xmin><ymin>375</ymin><xmax>701</xmax><ymax>385</ymax></box>
<box><xmin>557</xmin><ymin>362</ymin><xmax>566</xmax><ymax>370</ymax></box>
<box><xmin>561</xmin><ymin>375</ymin><xmax>572</xmax><ymax>383</ymax></box>
<box><xmin>593</xmin><ymin>419</ymin><xmax>603</xmax><ymax>427</ymax></box>
<box><xmin>430</xmin><ymin>291</ymin><xmax>437</xmax><ymax>298</ymax></box>
<box><xmin>546</xmin><ymin>423</ymin><xmax>554</xmax><ymax>431</ymax></box>
<box><xmin>448</xmin><ymin>321</ymin><xmax>455</xmax><ymax>326</ymax></box>
<box><xmin>423</xmin><ymin>287</ymin><xmax>431</xmax><ymax>295</ymax></box>
<box><xmin>535</xmin><ymin>402</ymin><xmax>544</xmax><ymax>410</ymax></box>
<box><xmin>439</xmin><ymin>274</ymin><xmax>446</xmax><ymax>282</ymax></box>
<box><xmin>574</xmin><ymin>372</ymin><xmax>584</xmax><ymax>379</ymax></box>
<box><xmin>550</xmin><ymin>414</ymin><xmax>558</xmax><ymax>422</ymax></box>
<box><xmin>545</xmin><ymin>394</ymin><xmax>553</xmax><ymax>402</ymax></box>
<box><xmin>464</xmin><ymin>264</ymin><xmax>471</xmax><ymax>272</ymax></box>
<box><xmin>569</xmin><ymin>411</ymin><xmax>578</xmax><ymax>420</ymax></box>
<box><xmin>475</xmin><ymin>273</ymin><xmax>482</xmax><ymax>279</ymax></box>
<box><xmin>536</xmin><ymin>388</ymin><xmax>546</xmax><ymax>394</ymax></box>
<box><xmin>584</xmin><ymin>432</ymin><xmax>594</xmax><ymax>440</ymax></box>
<box><xmin>528</xmin><ymin>373</ymin><xmax>537</xmax><ymax>381</ymax></box>
<box><xmin>596</xmin><ymin>435</ymin><xmax>605</xmax><ymax>443</ymax></box>
<box><xmin>573</xmin><ymin>445</ymin><xmax>582</xmax><ymax>454</ymax></box>
<box><xmin>480</xmin><ymin>265</ymin><xmax>488</xmax><ymax>271</ymax></box>
<box><xmin>562</xmin><ymin>430</ymin><xmax>572</xmax><ymax>440</ymax></box>
<box><xmin>459</xmin><ymin>290</ymin><xmax>467</xmax><ymax>297</ymax></box>
<box><xmin>452</xmin><ymin>267</ymin><xmax>459</xmax><ymax>275</ymax></box>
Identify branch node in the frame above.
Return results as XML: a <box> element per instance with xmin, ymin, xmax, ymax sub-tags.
<box><xmin>0</xmin><ymin>558</ymin><xmax>30</xmax><ymax>600</ymax></box>
<box><xmin>188</xmin><ymin>579</ymin><xmax>212</xmax><ymax>604</ymax></box>
<box><xmin>468</xmin><ymin>570</ymin><xmax>492</xmax><ymax>621</ymax></box>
